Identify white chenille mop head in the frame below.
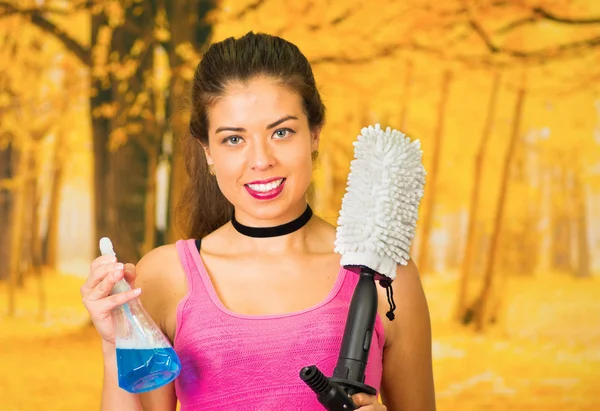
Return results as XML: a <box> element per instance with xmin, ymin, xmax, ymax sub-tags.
<box><xmin>334</xmin><ymin>124</ymin><xmax>426</xmax><ymax>281</ymax></box>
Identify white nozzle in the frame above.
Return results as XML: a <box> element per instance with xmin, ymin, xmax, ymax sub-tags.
<box><xmin>98</xmin><ymin>237</ymin><xmax>130</xmax><ymax>294</ymax></box>
<box><xmin>99</xmin><ymin>237</ymin><xmax>116</xmax><ymax>257</ymax></box>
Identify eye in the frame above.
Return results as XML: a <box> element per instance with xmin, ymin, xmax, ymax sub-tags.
<box><xmin>223</xmin><ymin>136</ymin><xmax>243</xmax><ymax>145</ymax></box>
<box><xmin>273</xmin><ymin>128</ymin><xmax>294</xmax><ymax>139</ymax></box>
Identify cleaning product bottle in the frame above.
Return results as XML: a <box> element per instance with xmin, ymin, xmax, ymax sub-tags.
<box><xmin>100</xmin><ymin>237</ymin><xmax>182</xmax><ymax>393</ymax></box>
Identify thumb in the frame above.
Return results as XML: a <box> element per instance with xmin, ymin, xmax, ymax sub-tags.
<box><xmin>123</xmin><ymin>263</ymin><xmax>137</xmax><ymax>287</ymax></box>
<box><xmin>352</xmin><ymin>393</ymin><xmax>378</xmax><ymax>406</ymax></box>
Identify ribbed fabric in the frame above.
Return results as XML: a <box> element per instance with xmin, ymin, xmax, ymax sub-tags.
<box><xmin>174</xmin><ymin>239</ymin><xmax>385</xmax><ymax>410</ymax></box>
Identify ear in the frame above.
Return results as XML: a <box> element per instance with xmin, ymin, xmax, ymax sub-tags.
<box><xmin>310</xmin><ymin>127</ymin><xmax>322</xmax><ymax>152</ymax></box>
<box><xmin>201</xmin><ymin>141</ymin><xmax>213</xmax><ymax>166</ymax></box>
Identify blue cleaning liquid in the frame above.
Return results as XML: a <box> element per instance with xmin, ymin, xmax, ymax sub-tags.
<box><xmin>116</xmin><ymin>347</ymin><xmax>182</xmax><ymax>393</ymax></box>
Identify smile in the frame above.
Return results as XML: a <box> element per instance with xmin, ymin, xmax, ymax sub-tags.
<box><xmin>244</xmin><ymin>178</ymin><xmax>286</xmax><ymax>200</ymax></box>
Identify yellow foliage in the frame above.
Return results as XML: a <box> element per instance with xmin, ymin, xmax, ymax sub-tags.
<box><xmin>92</xmin><ymin>102</ymin><xmax>118</xmax><ymax>119</ymax></box>
<box><xmin>175</xmin><ymin>42</ymin><xmax>200</xmax><ymax>65</ymax></box>
<box><xmin>130</xmin><ymin>39</ymin><xmax>146</xmax><ymax>57</ymax></box>
<box><xmin>109</xmin><ymin>127</ymin><xmax>127</xmax><ymax>151</ymax></box>
<box><xmin>106</xmin><ymin>0</ymin><xmax>125</xmax><ymax>28</ymax></box>
<box><xmin>126</xmin><ymin>122</ymin><xmax>143</xmax><ymax>135</ymax></box>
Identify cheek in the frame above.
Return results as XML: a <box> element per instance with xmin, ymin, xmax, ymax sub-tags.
<box><xmin>213</xmin><ymin>154</ymin><xmax>244</xmax><ymax>189</ymax></box>
<box><xmin>285</xmin><ymin>148</ymin><xmax>313</xmax><ymax>185</ymax></box>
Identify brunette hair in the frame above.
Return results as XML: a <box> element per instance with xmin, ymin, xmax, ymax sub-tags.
<box><xmin>177</xmin><ymin>32</ymin><xmax>326</xmax><ymax>239</ymax></box>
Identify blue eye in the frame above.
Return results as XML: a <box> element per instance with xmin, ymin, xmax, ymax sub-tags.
<box><xmin>273</xmin><ymin>128</ymin><xmax>294</xmax><ymax>139</ymax></box>
<box><xmin>223</xmin><ymin>136</ymin><xmax>243</xmax><ymax>145</ymax></box>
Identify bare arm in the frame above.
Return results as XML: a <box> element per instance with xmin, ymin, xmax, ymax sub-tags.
<box><xmin>380</xmin><ymin>259</ymin><xmax>436</xmax><ymax>411</ymax></box>
<box><xmin>100</xmin><ymin>339</ymin><xmax>144</xmax><ymax>411</ymax></box>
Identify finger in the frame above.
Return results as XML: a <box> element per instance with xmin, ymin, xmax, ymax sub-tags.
<box><xmin>90</xmin><ymin>255</ymin><xmax>117</xmax><ymax>272</ymax></box>
<box><xmin>123</xmin><ymin>263</ymin><xmax>136</xmax><ymax>286</ymax></box>
<box><xmin>104</xmin><ymin>287</ymin><xmax>143</xmax><ymax>310</ymax></box>
<box><xmin>86</xmin><ymin>266</ymin><xmax>125</xmax><ymax>301</ymax></box>
<box><xmin>352</xmin><ymin>394</ymin><xmax>378</xmax><ymax>406</ymax></box>
<box><xmin>84</xmin><ymin>262</ymin><xmax>124</xmax><ymax>291</ymax></box>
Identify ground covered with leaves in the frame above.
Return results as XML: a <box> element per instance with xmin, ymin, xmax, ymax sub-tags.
<box><xmin>1</xmin><ymin>270</ymin><xmax>598</xmax><ymax>410</ymax></box>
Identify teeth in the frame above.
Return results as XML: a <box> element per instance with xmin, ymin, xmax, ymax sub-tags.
<box><xmin>247</xmin><ymin>179</ymin><xmax>283</xmax><ymax>192</ymax></box>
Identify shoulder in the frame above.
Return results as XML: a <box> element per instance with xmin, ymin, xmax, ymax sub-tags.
<box><xmin>378</xmin><ymin>259</ymin><xmax>436</xmax><ymax>409</ymax></box>
<box><xmin>377</xmin><ymin>258</ymin><xmax>431</xmax><ymax>347</ymax></box>
<box><xmin>136</xmin><ymin>243</ymin><xmax>181</xmax><ymax>282</ymax></box>
<box><xmin>136</xmin><ymin>243</ymin><xmax>187</xmax><ymax>323</ymax></box>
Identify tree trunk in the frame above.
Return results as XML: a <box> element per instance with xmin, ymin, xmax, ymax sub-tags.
<box><xmin>472</xmin><ymin>75</ymin><xmax>527</xmax><ymax>332</ymax></box>
<box><xmin>28</xmin><ymin>158</ymin><xmax>46</xmax><ymax>321</ymax></box>
<box><xmin>550</xmin><ymin>165</ymin><xmax>573</xmax><ymax>272</ymax></box>
<box><xmin>7</xmin><ymin>137</ymin><xmax>30</xmax><ymax>316</ymax></box>
<box><xmin>166</xmin><ymin>0</ymin><xmax>215</xmax><ymax>243</ymax></box>
<box><xmin>399</xmin><ymin>59</ymin><xmax>413</xmax><ymax>131</ymax></box>
<box><xmin>456</xmin><ymin>71</ymin><xmax>501</xmax><ymax>322</ymax></box>
<box><xmin>417</xmin><ymin>70</ymin><xmax>452</xmax><ymax>275</ymax></box>
<box><xmin>90</xmin><ymin>11</ymin><xmax>113</xmax><ymax>258</ymax></box>
<box><xmin>573</xmin><ymin>167</ymin><xmax>591</xmax><ymax>278</ymax></box>
<box><xmin>0</xmin><ymin>143</ymin><xmax>14</xmax><ymax>280</ymax></box>
<box><xmin>18</xmin><ymin>139</ymin><xmax>41</xmax><ymax>285</ymax></box>
<box><xmin>142</xmin><ymin>148</ymin><xmax>159</xmax><ymax>255</ymax></box>
<box><xmin>42</xmin><ymin>139</ymin><xmax>64</xmax><ymax>268</ymax></box>
<box><xmin>92</xmin><ymin>3</ymin><xmax>160</xmax><ymax>263</ymax></box>
<box><xmin>445</xmin><ymin>212</ymin><xmax>464</xmax><ymax>271</ymax></box>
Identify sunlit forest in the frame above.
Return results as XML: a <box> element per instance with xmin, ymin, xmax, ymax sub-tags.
<box><xmin>1</xmin><ymin>0</ymin><xmax>599</xmax><ymax>410</ymax></box>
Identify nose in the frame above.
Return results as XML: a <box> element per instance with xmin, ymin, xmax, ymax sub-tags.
<box><xmin>249</xmin><ymin>140</ymin><xmax>274</xmax><ymax>171</ymax></box>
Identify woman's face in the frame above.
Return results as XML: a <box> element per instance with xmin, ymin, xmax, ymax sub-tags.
<box><xmin>203</xmin><ymin>76</ymin><xmax>320</xmax><ymax>226</ymax></box>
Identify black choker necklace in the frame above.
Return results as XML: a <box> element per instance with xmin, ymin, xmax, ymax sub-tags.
<box><xmin>231</xmin><ymin>205</ymin><xmax>313</xmax><ymax>238</ymax></box>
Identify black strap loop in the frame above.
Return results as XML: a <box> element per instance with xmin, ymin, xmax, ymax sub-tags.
<box><xmin>380</xmin><ymin>280</ymin><xmax>396</xmax><ymax>321</ymax></box>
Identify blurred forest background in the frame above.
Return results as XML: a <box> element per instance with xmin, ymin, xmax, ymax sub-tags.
<box><xmin>1</xmin><ymin>0</ymin><xmax>599</xmax><ymax>410</ymax></box>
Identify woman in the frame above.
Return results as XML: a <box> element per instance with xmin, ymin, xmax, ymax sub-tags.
<box><xmin>81</xmin><ymin>32</ymin><xmax>436</xmax><ymax>411</ymax></box>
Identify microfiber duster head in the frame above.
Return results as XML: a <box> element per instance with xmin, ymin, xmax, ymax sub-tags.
<box><xmin>334</xmin><ymin>124</ymin><xmax>426</xmax><ymax>281</ymax></box>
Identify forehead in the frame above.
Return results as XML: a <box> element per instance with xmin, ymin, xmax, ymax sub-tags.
<box><xmin>208</xmin><ymin>77</ymin><xmax>304</xmax><ymax>128</ymax></box>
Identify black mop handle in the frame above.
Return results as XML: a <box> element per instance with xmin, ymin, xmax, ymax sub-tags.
<box><xmin>300</xmin><ymin>266</ymin><xmax>378</xmax><ymax>410</ymax></box>
<box><xmin>330</xmin><ymin>267</ymin><xmax>379</xmax><ymax>394</ymax></box>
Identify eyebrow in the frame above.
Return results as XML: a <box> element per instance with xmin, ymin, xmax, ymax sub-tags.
<box><xmin>215</xmin><ymin>115</ymin><xmax>298</xmax><ymax>134</ymax></box>
<box><xmin>267</xmin><ymin>115</ymin><xmax>298</xmax><ymax>130</ymax></box>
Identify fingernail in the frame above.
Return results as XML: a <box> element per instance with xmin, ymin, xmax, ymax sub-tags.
<box><xmin>133</xmin><ymin>288</ymin><xmax>142</xmax><ymax>295</ymax></box>
<box><xmin>115</xmin><ymin>263</ymin><xmax>124</xmax><ymax>270</ymax></box>
<box><xmin>113</xmin><ymin>270</ymin><xmax>123</xmax><ymax>280</ymax></box>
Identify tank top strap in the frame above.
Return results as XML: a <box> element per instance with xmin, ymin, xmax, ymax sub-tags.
<box><xmin>174</xmin><ymin>238</ymin><xmax>215</xmax><ymax>342</ymax></box>
<box><xmin>175</xmin><ymin>239</ymin><xmax>206</xmax><ymax>294</ymax></box>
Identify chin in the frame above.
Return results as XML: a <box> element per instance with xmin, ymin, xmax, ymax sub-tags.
<box><xmin>237</xmin><ymin>194</ymin><xmax>304</xmax><ymax>222</ymax></box>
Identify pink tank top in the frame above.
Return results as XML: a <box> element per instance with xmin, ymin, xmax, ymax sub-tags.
<box><xmin>174</xmin><ymin>239</ymin><xmax>385</xmax><ymax>410</ymax></box>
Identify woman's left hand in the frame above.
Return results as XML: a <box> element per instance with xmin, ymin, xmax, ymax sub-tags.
<box><xmin>352</xmin><ymin>393</ymin><xmax>387</xmax><ymax>410</ymax></box>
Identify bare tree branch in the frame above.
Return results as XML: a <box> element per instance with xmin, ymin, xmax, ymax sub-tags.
<box><xmin>471</xmin><ymin>15</ymin><xmax>600</xmax><ymax>59</ymax></box>
<box><xmin>307</xmin><ymin>6</ymin><xmax>359</xmax><ymax>31</ymax></box>
<box><xmin>496</xmin><ymin>6</ymin><xmax>600</xmax><ymax>34</ymax></box>
<box><xmin>463</xmin><ymin>1</ymin><xmax>600</xmax><ymax>61</ymax></box>
<box><xmin>536</xmin><ymin>6</ymin><xmax>600</xmax><ymax>24</ymax></box>
<box><xmin>417</xmin><ymin>0</ymin><xmax>511</xmax><ymax>18</ymax></box>
<box><xmin>309</xmin><ymin>41</ymin><xmax>497</xmax><ymax>66</ymax></box>
<box><xmin>0</xmin><ymin>1</ymin><xmax>93</xmax><ymax>18</ymax></box>
<box><xmin>468</xmin><ymin>14</ymin><xmax>500</xmax><ymax>53</ymax></box>
<box><xmin>0</xmin><ymin>1</ymin><xmax>90</xmax><ymax>65</ymax></box>
<box><xmin>234</xmin><ymin>0</ymin><xmax>266</xmax><ymax>19</ymax></box>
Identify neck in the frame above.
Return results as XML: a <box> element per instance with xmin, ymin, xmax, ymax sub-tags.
<box><xmin>228</xmin><ymin>202</ymin><xmax>315</xmax><ymax>254</ymax></box>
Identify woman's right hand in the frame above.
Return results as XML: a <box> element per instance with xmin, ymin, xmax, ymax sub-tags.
<box><xmin>80</xmin><ymin>255</ymin><xmax>142</xmax><ymax>345</ymax></box>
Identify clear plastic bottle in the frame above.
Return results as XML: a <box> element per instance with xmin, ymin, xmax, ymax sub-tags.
<box><xmin>101</xmin><ymin>238</ymin><xmax>181</xmax><ymax>393</ymax></box>
<box><xmin>111</xmin><ymin>279</ymin><xmax>181</xmax><ymax>393</ymax></box>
